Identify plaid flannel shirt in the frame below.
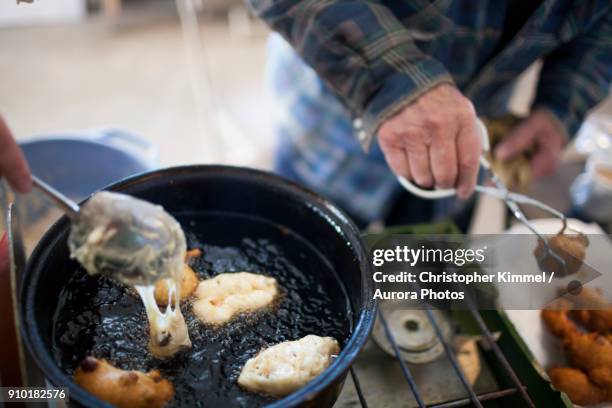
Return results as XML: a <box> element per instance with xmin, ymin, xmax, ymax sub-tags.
<box><xmin>251</xmin><ymin>0</ymin><xmax>612</xmax><ymax>222</ymax></box>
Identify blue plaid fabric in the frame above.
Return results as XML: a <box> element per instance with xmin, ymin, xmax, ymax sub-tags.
<box><xmin>268</xmin><ymin>35</ymin><xmax>402</xmax><ymax>221</ymax></box>
<box><xmin>253</xmin><ymin>0</ymin><xmax>612</xmax><ymax>222</ymax></box>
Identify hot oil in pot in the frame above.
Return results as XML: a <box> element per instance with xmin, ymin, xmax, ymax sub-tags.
<box><xmin>52</xmin><ymin>212</ymin><xmax>352</xmax><ymax>407</ymax></box>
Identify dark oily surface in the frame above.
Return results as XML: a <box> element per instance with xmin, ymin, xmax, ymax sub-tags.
<box><xmin>52</xmin><ymin>212</ymin><xmax>352</xmax><ymax>407</ymax></box>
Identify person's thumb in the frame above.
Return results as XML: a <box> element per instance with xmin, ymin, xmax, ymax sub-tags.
<box><xmin>0</xmin><ymin>116</ymin><xmax>32</xmax><ymax>194</ymax></box>
<box><xmin>494</xmin><ymin>121</ymin><xmax>536</xmax><ymax>161</ymax></box>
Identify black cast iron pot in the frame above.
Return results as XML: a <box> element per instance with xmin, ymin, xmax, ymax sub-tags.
<box><xmin>20</xmin><ymin>165</ymin><xmax>376</xmax><ymax>408</ymax></box>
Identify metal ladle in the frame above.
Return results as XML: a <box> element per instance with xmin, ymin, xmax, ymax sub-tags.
<box><xmin>32</xmin><ymin>175</ymin><xmax>186</xmax><ymax>285</ymax></box>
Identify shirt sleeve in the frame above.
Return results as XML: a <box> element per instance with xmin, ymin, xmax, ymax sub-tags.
<box><xmin>247</xmin><ymin>0</ymin><xmax>453</xmax><ymax>148</ymax></box>
<box><xmin>533</xmin><ymin>7</ymin><xmax>612</xmax><ymax>139</ymax></box>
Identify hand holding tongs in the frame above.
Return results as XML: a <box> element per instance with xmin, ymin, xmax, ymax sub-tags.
<box><xmin>397</xmin><ymin>118</ymin><xmax>575</xmax><ymax>273</ymax></box>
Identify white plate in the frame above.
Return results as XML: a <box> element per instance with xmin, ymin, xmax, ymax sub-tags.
<box><xmin>503</xmin><ymin>219</ymin><xmax>611</xmax><ymax>408</ymax></box>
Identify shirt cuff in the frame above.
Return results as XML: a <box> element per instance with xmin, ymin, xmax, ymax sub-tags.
<box><xmin>359</xmin><ymin>57</ymin><xmax>454</xmax><ymax>149</ymax></box>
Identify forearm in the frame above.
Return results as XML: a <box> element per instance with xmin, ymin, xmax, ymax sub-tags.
<box><xmin>248</xmin><ymin>0</ymin><xmax>452</xmax><ymax>146</ymax></box>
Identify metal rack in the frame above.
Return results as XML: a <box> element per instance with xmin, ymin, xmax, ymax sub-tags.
<box><xmin>348</xmin><ymin>297</ymin><xmax>536</xmax><ymax>408</ymax></box>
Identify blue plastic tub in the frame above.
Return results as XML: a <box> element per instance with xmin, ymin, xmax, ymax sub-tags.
<box><xmin>20</xmin><ymin>128</ymin><xmax>159</xmax><ymax>199</ymax></box>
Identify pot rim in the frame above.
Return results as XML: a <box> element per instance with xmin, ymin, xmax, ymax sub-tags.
<box><xmin>20</xmin><ymin>164</ymin><xmax>377</xmax><ymax>408</ymax></box>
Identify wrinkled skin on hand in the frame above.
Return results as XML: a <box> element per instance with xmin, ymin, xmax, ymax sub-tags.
<box><xmin>378</xmin><ymin>83</ymin><xmax>481</xmax><ymax>199</ymax></box>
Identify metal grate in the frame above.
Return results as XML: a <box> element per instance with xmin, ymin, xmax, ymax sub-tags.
<box><xmin>349</xmin><ymin>295</ymin><xmax>536</xmax><ymax>408</ymax></box>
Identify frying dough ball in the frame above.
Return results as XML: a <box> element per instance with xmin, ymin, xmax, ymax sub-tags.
<box><xmin>74</xmin><ymin>357</ymin><xmax>174</xmax><ymax>408</ymax></box>
<box><xmin>135</xmin><ymin>248</ymin><xmax>201</xmax><ymax>357</ymax></box>
<box><xmin>185</xmin><ymin>248</ymin><xmax>202</xmax><ymax>259</ymax></box>
<box><xmin>154</xmin><ymin>264</ymin><xmax>198</xmax><ymax>307</ymax></box>
<box><xmin>192</xmin><ymin>272</ymin><xmax>278</xmax><ymax>325</ymax></box>
<box><xmin>137</xmin><ymin>284</ymin><xmax>192</xmax><ymax>359</ymax></box>
<box><xmin>237</xmin><ymin>335</ymin><xmax>340</xmax><ymax>397</ymax></box>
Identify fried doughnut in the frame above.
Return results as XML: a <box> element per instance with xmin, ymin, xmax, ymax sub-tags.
<box><xmin>154</xmin><ymin>264</ymin><xmax>198</xmax><ymax>307</ymax></box>
<box><xmin>573</xmin><ymin>309</ymin><xmax>612</xmax><ymax>334</ymax></box>
<box><xmin>192</xmin><ymin>272</ymin><xmax>278</xmax><ymax>325</ymax></box>
<box><xmin>138</xmin><ymin>283</ymin><xmax>191</xmax><ymax>359</ymax></box>
<box><xmin>542</xmin><ymin>298</ymin><xmax>612</xmax><ymax>405</ymax></box>
<box><xmin>238</xmin><ymin>335</ymin><xmax>340</xmax><ymax>397</ymax></box>
<box><xmin>541</xmin><ymin>299</ymin><xmax>576</xmax><ymax>337</ymax></box>
<box><xmin>154</xmin><ymin>248</ymin><xmax>202</xmax><ymax>306</ymax></box>
<box><xmin>185</xmin><ymin>248</ymin><xmax>202</xmax><ymax>259</ymax></box>
<box><xmin>543</xmin><ymin>303</ymin><xmax>612</xmax><ymax>380</ymax></box>
<box><xmin>569</xmin><ymin>286</ymin><xmax>612</xmax><ymax>333</ymax></box>
<box><xmin>138</xmin><ymin>249</ymin><xmax>202</xmax><ymax>356</ymax></box>
<box><xmin>548</xmin><ymin>366</ymin><xmax>612</xmax><ymax>406</ymax></box>
<box><xmin>534</xmin><ymin>230</ymin><xmax>589</xmax><ymax>276</ymax></box>
<box><xmin>74</xmin><ymin>357</ymin><xmax>174</xmax><ymax>408</ymax></box>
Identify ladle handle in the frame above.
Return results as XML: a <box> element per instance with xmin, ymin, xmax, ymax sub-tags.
<box><xmin>32</xmin><ymin>175</ymin><xmax>80</xmax><ymax>217</ymax></box>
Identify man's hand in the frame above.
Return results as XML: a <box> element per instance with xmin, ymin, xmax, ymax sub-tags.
<box><xmin>494</xmin><ymin>109</ymin><xmax>566</xmax><ymax>178</ymax></box>
<box><xmin>378</xmin><ymin>83</ymin><xmax>481</xmax><ymax>199</ymax></box>
<box><xmin>0</xmin><ymin>115</ymin><xmax>31</xmax><ymax>193</ymax></box>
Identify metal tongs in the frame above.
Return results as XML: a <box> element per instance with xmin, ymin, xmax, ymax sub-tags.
<box><xmin>397</xmin><ymin>118</ymin><xmax>577</xmax><ymax>274</ymax></box>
